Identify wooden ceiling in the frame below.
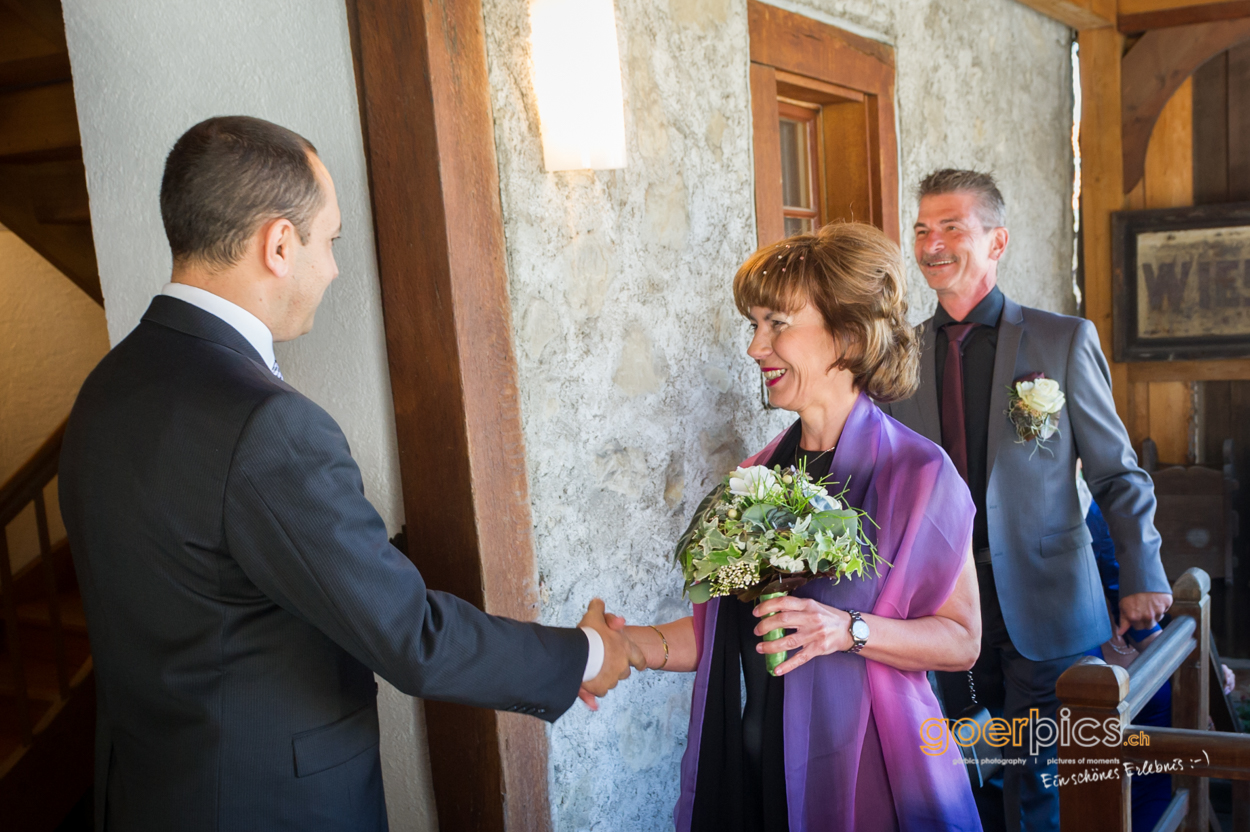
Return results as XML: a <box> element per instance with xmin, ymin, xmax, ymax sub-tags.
<box><xmin>0</xmin><ymin>0</ymin><xmax>100</xmax><ymax>304</ymax></box>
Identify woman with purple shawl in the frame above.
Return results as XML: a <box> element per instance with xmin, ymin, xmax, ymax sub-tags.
<box><xmin>617</xmin><ymin>224</ymin><xmax>983</xmax><ymax>831</ymax></box>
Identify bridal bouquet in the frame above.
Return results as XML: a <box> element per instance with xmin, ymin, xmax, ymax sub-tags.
<box><xmin>674</xmin><ymin>463</ymin><xmax>883</xmax><ymax>673</ymax></box>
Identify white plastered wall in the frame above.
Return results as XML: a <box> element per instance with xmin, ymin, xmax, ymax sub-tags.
<box><xmin>58</xmin><ymin>2</ymin><xmax>435</xmax><ymax>828</ymax></box>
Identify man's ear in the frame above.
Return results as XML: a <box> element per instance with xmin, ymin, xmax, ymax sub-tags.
<box><xmin>988</xmin><ymin>227</ymin><xmax>1009</xmax><ymax>262</ymax></box>
<box><xmin>262</xmin><ymin>217</ymin><xmax>298</xmax><ymax>278</ymax></box>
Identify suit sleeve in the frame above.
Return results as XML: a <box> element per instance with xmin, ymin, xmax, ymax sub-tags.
<box><xmin>1065</xmin><ymin>319</ymin><xmax>1170</xmax><ymax>597</ymax></box>
<box><xmin>222</xmin><ymin>392</ymin><xmax>588</xmax><ymax>721</ymax></box>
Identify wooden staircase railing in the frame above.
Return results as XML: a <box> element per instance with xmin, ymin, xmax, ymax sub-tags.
<box><xmin>1057</xmin><ymin>568</ymin><xmax>1250</xmax><ymax>832</ymax></box>
<box><xmin>0</xmin><ymin>416</ymin><xmax>95</xmax><ymax>832</ymax></box>
<box><xmin>0</xmin><ymin>419</ymin><xmax>71</xmax><ymax>746</ymax></box>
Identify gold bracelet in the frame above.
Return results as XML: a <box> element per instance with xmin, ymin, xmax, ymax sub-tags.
<box><xmin>648</xmin><ymin>625</ymin><xmax>669</xmax><ymax>670</ymax></box>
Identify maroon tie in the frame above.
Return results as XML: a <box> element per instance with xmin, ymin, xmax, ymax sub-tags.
<box><xmin>941</xmin><ymin>322</ymin><xmax>978</xmax><ymax>483</ymax></box>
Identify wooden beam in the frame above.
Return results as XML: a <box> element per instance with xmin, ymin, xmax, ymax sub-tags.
<box><xmin>1014</xmin><ymin>0</ymin><xmax>1115</xmax><ymax>29</ymax></box>
<box><xmin>1127</xmin><ymin>358</ymin><xmax>1250</xmax><ymax>381</ymax></box>
<box><xmin>0</xmin><ymin>82</ymin><xmax>79</xmax><ymax>160</ymax></box>
<box><xmin>749</xmin><ymin>64</ymin><xmax>784</xmax><ymax>248</ymax></box>
<box><xmin>1119</xmin><ymin>0</ymin><xmax>1250</xmax><ymax>31</ymax></box>
<box><xmin>348</xmin><ymin>1</ymin><xmax>550</xmax><ymax>830</ymax></box>
<box><xmin>1080</xmin><ymin>28</ymin><xmax>1129</xmax><ymax>419</ymax></box>
<box><xmin>1121</xmin><ymin>20</ymin><xmax>1250</xmax><ymax>194</ymax></box>
<box><xmin>747</xmin><ymin>0</ymin><xmax>900</xmax><ymax>242</ymax></box>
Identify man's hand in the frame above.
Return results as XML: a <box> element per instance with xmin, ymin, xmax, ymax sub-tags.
<box><xmin>1117</xmin><ymin>592</ymin><xmax>1172</xmax><ymax>636</ymax></box>
<box><xmin>577</xmin><ymin>599</ymin><xmax>645</xmax><ymax>710</ymax></box>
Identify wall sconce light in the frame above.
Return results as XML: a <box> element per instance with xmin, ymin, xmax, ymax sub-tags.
<box><xmin>529</xmin><ymin>0</ymin><xmax>626</xmax><ymax>171</ymax></box>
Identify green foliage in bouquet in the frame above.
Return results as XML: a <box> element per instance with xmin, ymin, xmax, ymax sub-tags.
<box><xmin>673</xmin><ymin>463</ymin><xmax>885</xmax><ymax>605</ymax></box>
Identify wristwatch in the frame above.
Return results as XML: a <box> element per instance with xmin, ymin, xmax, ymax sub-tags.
<box><xmin>846</xmin><ymin>610</ymin><xmax>869</xmax><ymax>654</ymax></box>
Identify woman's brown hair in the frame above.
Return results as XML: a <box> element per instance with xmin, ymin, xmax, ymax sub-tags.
<box><xmin>732</xmin><ymin>222</ymin><xmax>919</xmax><ymax>403</ymax></box>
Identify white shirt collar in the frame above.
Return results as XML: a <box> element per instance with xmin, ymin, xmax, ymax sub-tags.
<box><xmin>160</xmin><ymin>282</ymin><xmax>278</xmax><ymax>374</ymax></box>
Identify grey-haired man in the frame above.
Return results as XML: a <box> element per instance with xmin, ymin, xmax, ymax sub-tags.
<box><xmin>884</xmin><ymin>170</ymin><xmax>1171</xmax><ymax>832</ymax></box>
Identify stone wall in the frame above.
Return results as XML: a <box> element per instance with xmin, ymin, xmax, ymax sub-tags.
<box><xmin>480</xmin><ymin>0</ymin><xmax>1073</xmax><ymax>829</ymax></box>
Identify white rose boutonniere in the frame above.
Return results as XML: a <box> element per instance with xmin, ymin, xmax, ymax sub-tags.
<box><xmin>1007</xmin><ymin>374</ymin><xmax>1065</xmax><ymax>454</ymax></box>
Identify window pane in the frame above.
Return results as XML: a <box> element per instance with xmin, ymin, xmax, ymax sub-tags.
<box><xmin>779</xmin><ymin>118</ymin><xmax>810</xmax><ymax>210</ymax></box>
<box><xmin>784</xmin><ymin>216</ymin><xmax>813</xmax><ymax>237</ymax></box>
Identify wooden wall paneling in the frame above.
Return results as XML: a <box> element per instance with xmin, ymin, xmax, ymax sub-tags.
<box><xmin>1203</xmin><ymin>380</ymin><xmax>1232</xmax><ymax>463</ymax></box>
<box><xmin>750</xmin><ymin>62</ymin><xmax>785</xmax><ymax>248</ymax></box>
<box><xmin>1193</xmin><ymin>52</ymin><xmax>1229</xmax><ymax>204</ymax></box>
<box><xmin>1120</xmin><ymin>19</ymin><xmax>1250</xmax><ymax>194</ymax></box>
<box><xmin>1230</xmin><ymin>41</ymin><xmax>1250</xmax><ymax>200</ymax></box>
<box><xmin>1148</xmin><ymin>381</ymin><xmax>1193</xmax><ymax>462</ymax></box>
<box><xmin>1143</xmin><ymin>78</ymin><xmax>1195</xmax><ymax>208</ymax></box>
<box><xmin>1128</xmin><ymin>378</ymin><xmax>1152</xmax><ymax>451</ymax></box>
<box><xmin>1141</xmin><ymin>80</ymin><xmax>1195</xmax><ymax>459</ymax></box>
<box><xmin>1079</xmin><ymin>27</ymin><xmax>1129</xmax><ymax>418</ymax></box>
<box><xmin>349</xmin><ymin>1</ymin><xmax>550</xmax><ymax>830</ymax></box>
<box><xmin>821</xmin><ymin>100</ymin><xmax>874</xmax><ymax>226</ymax></box>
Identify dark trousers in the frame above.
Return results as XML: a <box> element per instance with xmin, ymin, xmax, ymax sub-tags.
<box><xmin>938</xmin><ymin>563</ymin><xmax>1085</xmax><ymax>832</ymax></box>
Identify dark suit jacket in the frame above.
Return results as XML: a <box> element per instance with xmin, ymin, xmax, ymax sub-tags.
<box><xmin>883</xmin><ymin>296</ymin><xmax>1169</xmax><ymax>661</ymax></box>
<box><xmin>59</xmin><ymin>296</ymin><xmax>587</xmax><ymax>831</ymax></box>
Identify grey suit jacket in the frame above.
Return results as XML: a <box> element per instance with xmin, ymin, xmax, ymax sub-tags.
<box><xmin>883</xmin><ymin>295</ymin><xmax>1169</xmax><ymax>661</ymax></box>
<box><xmin>60</xmin><ymin>296</ymin><xmax>587</xmax><ymax>832</ymax></box>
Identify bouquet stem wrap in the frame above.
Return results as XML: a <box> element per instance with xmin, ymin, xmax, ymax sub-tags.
<box><xmin>758</xmin><ymin>590</ymin><xmax>788</xmax><ymax>676</ymax></box>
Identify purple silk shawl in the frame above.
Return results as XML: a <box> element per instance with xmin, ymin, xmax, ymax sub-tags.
<box><xmin>674</xmin><ymin>393</ymin><xmax>982</xmax><ymax>832</ymax></box>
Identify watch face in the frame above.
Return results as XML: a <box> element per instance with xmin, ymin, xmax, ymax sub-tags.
<box><xmin>851</xmin><ymin>619</ymin><xmax>870</xmax><ymax>641</ymax></box>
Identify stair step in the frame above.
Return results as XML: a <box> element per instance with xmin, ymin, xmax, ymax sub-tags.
<box><xmin>13</xmin><ymin>595</ymin><xmax>88</xmax><ymax>634</ymax></box>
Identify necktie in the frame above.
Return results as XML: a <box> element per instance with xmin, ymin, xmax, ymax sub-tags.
<box><xmin>940</xmin><ymin>322</ymin><xmax>978</xmax><ymax>483</ymax></box>
<box><xmin>271</xmin><ymin>361</ymin><xmax>284</xmax><ymax>381</ymax></box>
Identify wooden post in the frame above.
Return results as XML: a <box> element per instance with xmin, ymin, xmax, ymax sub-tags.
<box><xmin>1078</xmin><ymin>27</ymin><xmax>1130</xmax><ymax>421</ymax></box>
<box><xmin>349</xmin><ymin>1</ymin><xmax>551</xmax><ymax>829</ymax></box>
<box><xmin>0</xmin><ymin>529</ymin><xmax>32</xmax><ymax>744</ymax></box>
<box><xmin>33</xmin><ymin>490</ymin><xmax>69</xmax><ymax>699</ymax></box>
<box><xmin>1169</xmin><ymin>568</ymin><xmax>1211</xmax><ymax>832</ymax></box>
<box><xmin>1056</xmin><ymin>657</ymin><xmax>1132</xmax><ymax>832</ymax></box>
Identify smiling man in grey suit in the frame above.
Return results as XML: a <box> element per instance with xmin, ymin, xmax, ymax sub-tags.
<box><xmin>883</xmin><ymin>170</ymin><xmax>1171</xmax><ymax>832</ymax></box>
<box><xmin>59</xmin><ymin>116</ymin><xmax>643</xmax><ymax>832</ymax></box>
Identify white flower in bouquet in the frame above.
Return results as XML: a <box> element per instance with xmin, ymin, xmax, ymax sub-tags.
<box><xmin>769</xmin><ymin>554</ymin><xmax>806</xmax><ymax>573</ymax></box>
<box><xmin>799</xmin><ymin>480</ymin><xmax>840</xmax><ymax>513</ymax></box>
<box><xmin>1016</xmin><ymin>378</ymin><xmax>1065</xmax><ymax>415</ymax></box>
<box><xmin>728</xmin><ymin>465</ymin><xmax>782</xmax><ymax>500</ymax></box>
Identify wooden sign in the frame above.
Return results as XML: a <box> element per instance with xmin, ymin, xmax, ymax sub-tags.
<box><xmin>1113</xmin><ymin>202</ymin><xmax>1250</xmax><ymax>362</ymax></box>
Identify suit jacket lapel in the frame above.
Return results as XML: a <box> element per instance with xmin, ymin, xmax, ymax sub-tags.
<box><xmin>986</xmin><ymin>297</ymin><xmax>1024</xmax><ymax>478</ymax></box>
<box><xmin>916</xmin><ymin>319</ymin><xmax>941</xmax><ymax>444</ymax></box>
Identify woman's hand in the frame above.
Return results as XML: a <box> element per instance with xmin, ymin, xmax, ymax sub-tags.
<box><xmin>753</xmin><ymin>596</ymin><xmax>854</xmax><ymax>675</ymax></box>
<box><xmin>752</xmin><ymin>544</ymin><xmax>982</xmax><ymax>675</ymax></box>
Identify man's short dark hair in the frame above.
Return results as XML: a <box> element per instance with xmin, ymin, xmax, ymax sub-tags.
<box><xmin>916</xmin><ymin>169</ymin><xmax>1006</xmax><ymax>229</ymax></box>
<box><xmin>160</xmin><ymin>116</ymin><xmax>324</xmax><ymax>269</ymax></box>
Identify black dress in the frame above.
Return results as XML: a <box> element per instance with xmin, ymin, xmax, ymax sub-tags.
<box><xmin>690</xmin><ymin>425</ymin><xmax>835</xmax><ymax>832</ymax></box>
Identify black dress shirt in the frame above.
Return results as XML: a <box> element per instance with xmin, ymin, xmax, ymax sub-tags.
<box><xmin>933</xmin><ymin>286</ymin><xmax>1004</xmax><ymax>554</ymax></box>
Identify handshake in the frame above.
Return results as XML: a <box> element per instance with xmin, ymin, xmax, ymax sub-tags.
<box><xmin>577</xmin><ymin>598</ymin><xmax>648</xmax><ymax>711</ymax></box>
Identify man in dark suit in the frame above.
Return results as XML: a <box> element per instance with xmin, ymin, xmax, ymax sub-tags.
<box><xmin>59</xmin><ymin>116</ymin><xmax>642</xmax><ymax>831</ymax></box>
<box><xmin>883</xmin><ymin>170</ymin><xmax>1171</xmax><ymax>832</ymax></box>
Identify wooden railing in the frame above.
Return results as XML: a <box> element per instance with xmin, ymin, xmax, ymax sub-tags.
<box><xmin>0</xmin><ymin>419</ymin><xmax>70</xmax><ymax>746</ymax></box>
<box><xmin>1058</xmin><ymin>567</ymin><xmax>1250</xmax><ymax>832</ymax></box>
